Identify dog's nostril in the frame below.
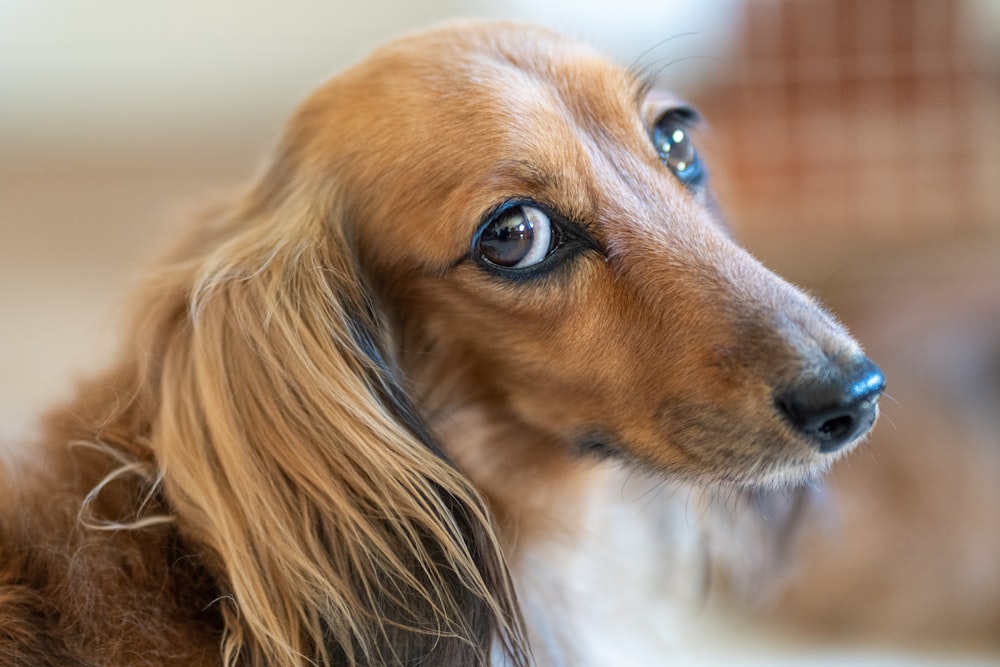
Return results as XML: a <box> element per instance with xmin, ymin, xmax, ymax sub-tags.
<box><xmin>816</xmin><ymin>414</ymin><xmax>855</xmax><ymax>441</ymax></box>
<box><xmin>776</xmin><ymin>357</ymin><xmax>885</xmax><ymax>454</ymax></box>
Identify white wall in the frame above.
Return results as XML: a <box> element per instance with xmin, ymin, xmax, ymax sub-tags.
<box><xmin>0</xmin><ymin>1</ymin><xmax>740</xmax><ymax>164</ymax></box>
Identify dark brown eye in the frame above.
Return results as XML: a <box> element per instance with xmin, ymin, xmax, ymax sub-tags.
<box><xmin>477</xmin><ymin>205</ymin><xmax>554</xmax><ymax>269</ymax></box>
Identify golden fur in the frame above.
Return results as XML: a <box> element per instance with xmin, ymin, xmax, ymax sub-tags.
<box><xmin>0</xmin><ymin>20</ymin><xmax>992</xmax><ymax>666</ymax></box>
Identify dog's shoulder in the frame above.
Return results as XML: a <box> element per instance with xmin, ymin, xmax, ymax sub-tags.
<box><xmin>0</xmin><ymin>438</ymin><xmax>224</xmax><ymax>666</ymax></box>
<box><xmin>0</xmin><ymin>535</ymin><xmax>82</xmax><ymax>666</ymax></box>
<box><xmin>0</xmin><ymin>450</ymin><xmax>91</xmax><ymax>665</ymax></box>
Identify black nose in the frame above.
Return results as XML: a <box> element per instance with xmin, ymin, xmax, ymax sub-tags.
<box><xmin>775</xmin><ymin>356</ymin><xmax>885</xmax><ymax>453</ymax></box>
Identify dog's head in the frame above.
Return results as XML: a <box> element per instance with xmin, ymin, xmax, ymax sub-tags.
<box><xmin>265</xmin><ymin>21</ymin><xmax>882</xmax><ymax>489</ymax></box>
<box><xmin>124</xmin><ymin>21</ymin><xmax>883</xmax><ymax>665</ymax></box>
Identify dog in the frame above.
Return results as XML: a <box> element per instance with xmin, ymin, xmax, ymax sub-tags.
<box><xmin>0</xmin><ymin>20</ymin><xmax>898</xmax><ymax>666</ymax></box>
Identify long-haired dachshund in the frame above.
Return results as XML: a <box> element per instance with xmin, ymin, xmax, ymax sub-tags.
<box><xmin>0</xmin><ymin>20</ymin><xmax>899</xmax><ymax>666</ymax></box>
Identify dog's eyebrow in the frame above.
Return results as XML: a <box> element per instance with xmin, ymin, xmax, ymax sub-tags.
<box><xmin>494</xmin><ymin>158</ymin><xmax>561</xmax><ymax>193</ymax></box>
<box><xmin>630</xmin><ymin>72</ymin><xmax>656</xmax><ymax>109</ymax></box>
<box><xmin>663</xmin><ymin>104</ymin><xmax>704</xmax><ymax>127</ymax></box>
<box><xmin>631</xmin><ymin>69</ymin><xmax>660</xmax><ymax>110</ymax></box>
<box><xmin>627</xmin><ymin>68</ymin><xmax>705</xmax><ymax>130</ymax></box>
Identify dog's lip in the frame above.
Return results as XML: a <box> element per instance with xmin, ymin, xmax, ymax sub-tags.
<box><xmin>571</xmin><ymin>425</ymin><xmax>834</xmax><ymax>489</ymax></box>
<box><xmin>726</xmin><ymin>450</ymin><xmax>833</xmax><ymax>486</ymax></box>
<box><xmin>572</xmin><ymin>431</ymin><xmax>627</xmax><ymax>461</ymax></box>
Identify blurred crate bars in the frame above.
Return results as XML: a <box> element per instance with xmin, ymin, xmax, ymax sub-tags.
<box><xmin>699</xmin><ymin>0</ymin><xmax>1000</xmax><ymax>251</ymax></box>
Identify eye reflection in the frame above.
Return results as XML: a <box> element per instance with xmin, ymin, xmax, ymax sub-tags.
<box><xmin>477</xmin><ymin>205</ymin><xmax>554</xmax><ymax>269</ymax></box>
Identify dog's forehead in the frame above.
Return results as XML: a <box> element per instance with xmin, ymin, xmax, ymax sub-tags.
<box><xmin>357</xmin><ymin>24</ymin><xmax>639</xmax><ymax>127</ymax></box>
<box><xmin>288</xmin><ymin>24</ymin><xmax>695</xmax><ymax>272</ymax></box>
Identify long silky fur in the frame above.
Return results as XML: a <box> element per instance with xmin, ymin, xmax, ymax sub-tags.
<box><xmin>159</xmin><ymin>179</ymin><xmax>528</xmax><ymax>664</ymax></box>
<box><xmin>0</xmin><ymin>162</ymin><xmax>527</xmax><ymax>665</ymax></box>
<box><xmin>6</xmin><ymin>19</ymin><xmax>946</xmax><ymax>667</ymax></box>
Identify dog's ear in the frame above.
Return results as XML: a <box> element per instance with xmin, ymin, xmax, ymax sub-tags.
<box><xmin>135</xmin><ymin>169</ymin><xmax>526</xmax><ymax>665</ymax></box>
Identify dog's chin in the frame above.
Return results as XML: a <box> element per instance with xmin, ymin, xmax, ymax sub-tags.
<box><xmin>727</xmin><ymin>457</ymin><xmax>835</xmax><ymax>491</ymax></box>
<box><xmin>671</xmin><ymin>455</ymin><xmax>837</xmax><ymax>493</ymax></box>
<box><xmin>574</xmin><ymin>429</ymin><xmax>853</xmax><ymax>492</ymax></box>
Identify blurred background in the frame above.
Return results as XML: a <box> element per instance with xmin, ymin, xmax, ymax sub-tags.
<box><xmin>2</xmin><ymin>0</ymin><xmax>999</xmax><ymax>663</ymax></box>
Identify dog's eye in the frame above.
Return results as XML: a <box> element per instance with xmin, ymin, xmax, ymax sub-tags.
<box><xmin>477</xmin><ymin>204</ymin><xmax>555</xmax><ymax>269</ymax></box>
<box><xmin>653</xmin><ymin>111</ymin><xmax>704</xmax><ymax>187</ymax></box>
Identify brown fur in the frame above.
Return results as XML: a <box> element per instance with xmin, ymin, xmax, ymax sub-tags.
<box><xmin>0</xmin><ymin>20</ymin><xmax>983</xmax><ymax>666</ymax></box>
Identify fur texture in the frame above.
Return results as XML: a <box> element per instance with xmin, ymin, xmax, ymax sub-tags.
<box><xmin>2</xmin><ymin>20</ymin><xmax>968</xmax><ymax>666</ymax></box>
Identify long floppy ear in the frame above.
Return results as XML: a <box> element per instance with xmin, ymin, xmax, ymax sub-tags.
<box><xmin>136</xmin><ymin>173</ymin><xmax>527</xmax><ymax>666</ymax></box>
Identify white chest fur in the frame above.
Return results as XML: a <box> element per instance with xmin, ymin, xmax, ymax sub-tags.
<box><xmin>505</xmin><ymin>469</ymin><xmax>717</xmax><ymax>667</ymax></box>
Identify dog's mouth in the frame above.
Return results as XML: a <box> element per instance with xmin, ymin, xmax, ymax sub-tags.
<box><xmin>571</xmin><ymin>355</ymin><xmax>884</xmax><ymax>489</ymax></box>
<box><xmin>575</xmin><ymin>428</ymin><xmax>866</xmax><ymax>489</ymax></box>
<box><xmin>574</xmin><ymin>433</ymin><xmax>629</xmax><ymax>461</ymax></box>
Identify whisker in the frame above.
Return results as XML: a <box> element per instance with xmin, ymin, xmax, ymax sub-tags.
<box><xmin>627</xmin><ymin>32</ymin><xmax>700</xmax><ymax>78</ymax></box>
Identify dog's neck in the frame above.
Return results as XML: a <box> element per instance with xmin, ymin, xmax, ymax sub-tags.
<box><xmin>404</xmin><ymin>333</ymin><xmax>815</xmax><ymax>664</ymax></box>
<box><xmin>430</xmin><ymin>401</ymin><xmax>716</xmax><ymax>665</ymax></box>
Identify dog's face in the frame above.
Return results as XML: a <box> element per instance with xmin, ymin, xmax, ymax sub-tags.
<box><xmin>275</xmin><ymin>22</ymin><xmax>882</xmax><ymax>489</ymax></box>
